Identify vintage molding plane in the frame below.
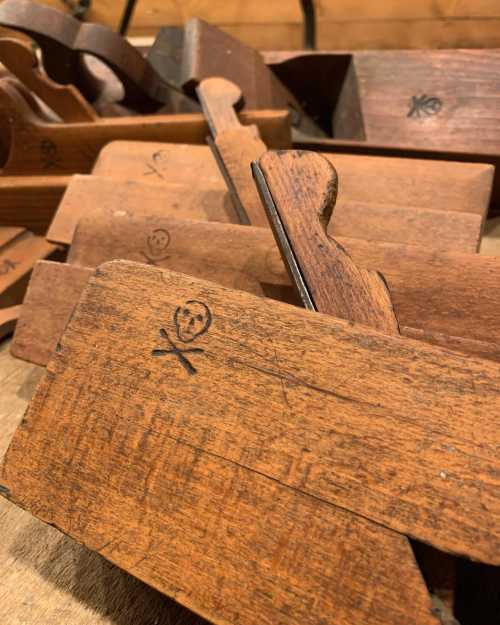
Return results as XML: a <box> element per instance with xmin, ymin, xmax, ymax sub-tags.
<box><xmin>45</xmin><ymin>171</ymin><xmax>483</xmax><ymax>253</ymax></box>
<box><xmin>2</xmin><ymin>260</ymin><xmax>499</xmax><ymax>625</ymax></box>
<box><xmin>0</xmin><ymin>37</ymin><xmax>98</xmax><ymax>123</ymax></box>
<box><xmin>196</xmin><ymin>77</ymin><xmax>487</xmax><ymax>249</ymax></box>
<box><xmin>0</xmin><ymin>138</ymin><xmax>490</xmax><ymax>236</ymax></box>
<box><xmin>0</xmin><ymin>0</ymin><xmax>182</xmax><ymax>112</ymax></box>
<box><xmin>264</xmin><ymin>49</ymin><xmax>500</xmax><ymax>212</ymax></box>
<box><xmin>13</xmin><ymin>204</ymin><xmax>500</xmax><ymax>366</ymax></box>
<box><xmin>154</xmin><ymin>17</ymin><xmax>325</xmax><ymax>137</ymax></box>
<box><xmin>0</xmin><ymin>77</ymin><xmax>290</xmax><ymax>176</ymax></box>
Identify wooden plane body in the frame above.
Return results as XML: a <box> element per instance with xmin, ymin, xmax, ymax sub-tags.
<box><xmin>266</xmin><ymin>48</ymin><xmax>500</xmax><ymax>212</ymax></box>
<box><xmin>12</xmin><ymin>214</ymin><xmax>500</xmax><ymax>366</ymax></box>
<box><xmin>2</xmin><ymin>262</ymin><xmax>500</xmax><ymax>625</ymax></box>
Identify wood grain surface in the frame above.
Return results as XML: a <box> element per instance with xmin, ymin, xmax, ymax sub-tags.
<box><xmin>45</xmin><ymin>175</ymin><xmax>235</xmax><ymax>246</ymax></box>
<box><xmin>1</xmin><ymin>262</ymin><xmax>461</xmax><ymax>625</ymax></box>
<box><xmin>0</xmin><ymin>342</ymin><xmax>208</xmax><ymax>625</ymax></box>
<box><xmin>197</xmin><ymin>78</ymin><xmax>269</xmax><ymax>226</ymax></box>
<box><xmin>2</xmin><ymin>261</ymin><xmax>500</xmax><ymax>623</ymax></box>
<box><xmin>351</xmin><ymin>49</ymin><xmax>500</xmax><ymax>154</ymax></box>
<box><xmin>257</xmin><ymin>150</ymin><xmax>399</xmax><ymax>333</ymax></box>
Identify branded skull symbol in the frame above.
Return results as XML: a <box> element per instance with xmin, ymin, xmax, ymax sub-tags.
<box><xmin>174</xmin><ymin>300</ymin><xmax>212</xmax><ymax>343</ymax></box>
<box><xmin>146</xmin><ymin>228</ymin><xmax>170</xmax><ymax>259</ymax></box>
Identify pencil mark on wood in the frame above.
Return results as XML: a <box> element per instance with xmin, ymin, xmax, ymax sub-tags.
<box><xmin>152</xmin><ymin>301</ymin><xmax>212</xmax><ymax>375</ymax></box>
<box><xmin>407</xmin><ymin>95</ymin><xmax>442</xmax><ymax>119</ymax></box>
<box><xmin>141</xmin><ymin>228</ymin><xmax>171</xmax><ymax>265</ymax></box>
<box><xmin>0</xmin><ymin>258</ymin><xmax>19</xmax><ymax>275</ymax></box>
<box><xmin>143</xmin><ymin>150</ymin><xmax>168</xmax><ymax>179</ymax></box>
<box><xmin>39</xmin><ymin>138</ymin><xmax>61</xmax><ymax>169</ymax></box>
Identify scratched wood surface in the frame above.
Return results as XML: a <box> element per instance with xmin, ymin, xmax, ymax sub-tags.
<box><xmin>2</xmin><ymin>261</ymin><xmax>500</xmax><ymax>621</ymax></box>
<box><xmin>0</xmin><ymin>343</ymin><xmax>207</xmax><ymax>625</ymax></box>
<box><xmin>350</xmin><ymin>50</ymin><xmax>500</xmax><ymax>154</ymax></box>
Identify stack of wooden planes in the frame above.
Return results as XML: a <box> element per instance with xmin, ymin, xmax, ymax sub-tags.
<box><xmin>0</xmin><ymin>1</ymin><xmax>498</xmax><ymax>624</ymax></box>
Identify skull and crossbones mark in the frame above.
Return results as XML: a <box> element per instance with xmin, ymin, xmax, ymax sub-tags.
<box><xmin>142</xmin><ymin>228</ymin><xmax>171</xmax><ymax>265</ymax></box>
<box><xmin>152</xmin><ymin>301</ymin><xmax>212</xmax><ymax>375</ymax></box>
<box><xmin>407</xmin><ymin>94</ymin><xmax>443</xmax><ymax>119</ymax></box>
<box><xmin>40</xmin><ymin>138</ymin><xmax>61</xmax><ymax>169</ymax></box>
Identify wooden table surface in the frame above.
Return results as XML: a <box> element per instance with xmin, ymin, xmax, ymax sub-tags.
<box><xmin>1</xmin><ymin>229</ymin><xmax>499</xmax><ymax>624</ymax></box>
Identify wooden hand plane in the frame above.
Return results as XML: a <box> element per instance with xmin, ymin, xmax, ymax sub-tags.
<box><xmin>0</xmin><ymin>77</ymin><xmax>290</xmax><ymax>176</ymax></box>
<box><xmin>0</xmin><ymin>0</ymin><xmax>179</xmax><ymax>113</ymax></box>
<box><xmin>3</xmin><ymin>260</ymin><xmax>500</xmax><ymax>625</ymax></box>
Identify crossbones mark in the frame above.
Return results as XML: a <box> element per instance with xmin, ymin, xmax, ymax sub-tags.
<box><xmin>152</xmin><ymin>328</ymin><xmax>204</xmax><ymax>375</ymax></box>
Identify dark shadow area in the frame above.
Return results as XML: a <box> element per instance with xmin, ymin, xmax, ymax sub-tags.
<box><xmin>269</xmin><ymin>54</ymin><xmax>365</xmax><ymax>140</ymax></box>
<box><xmin>411</xmin><ymin>539</ymin><xmax>500</xmax><ymax>625</ymax></box>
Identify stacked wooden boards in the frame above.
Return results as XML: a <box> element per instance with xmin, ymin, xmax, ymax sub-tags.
<box><xmin>9</xmin><ymin>139</ymin><xmax>496</xmax><ymax>366</ymax></box>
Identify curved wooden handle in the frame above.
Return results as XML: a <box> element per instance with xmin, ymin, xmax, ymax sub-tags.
<box><xmin>0</xmin><ymin>38</ymin><xmax>97</xmax><ymax>122</ymax></box>
<box><xmin>257</xmin><ymin>150</ymin><xmax>400</xmax><ymax>335</ymax></box>
<box><xmin>196</xmin><ymin>77</ymin><xmax>244</xmax><ymax>136</ymax></box>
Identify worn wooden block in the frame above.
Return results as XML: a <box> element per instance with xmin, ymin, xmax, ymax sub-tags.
<box><xmin>92</xmin><ymin>141</ymin><xmax>224</xmax><ymax>183</ymax></box>
<box><xmin>10</xmin><ymin>261</ymin><xmax>93</xmax><ymax>366</ymax></box>
<box><xmin>197</xmin><ymin>78</ymin><xmax>270</xmax><ymax>226</ymax></box>
<box><xmin>3</xmin><ymin>261</ymin><xmax>500</xmax><ymax>623</ymax></box>
<box><xmin>14</xmin><ymin>210</ymin><xmax>500</xmax><ymax>366</ymax></box>
<box><xmin>0</xmin><ymin>78</ymin><xmax>290</xmax><ymax>176</ymax></box>
<box><xmin>45</xmin><ymin>176</ymin><xmax>236</xmax><ymax>245</ymax></box>
<box><xmin>91</xmin><ymin>141</ymin><xmax>494</xmax><ymax>218</ymax></box>
<box><xmin>0</xmin><ymin>176</ymin><xmax>69</xmax><ymax>234</ymax></box>
<box><xmin>45</xmin><ymin>172</ymin><xmax>484</xmax><ymax>252</ymax></box>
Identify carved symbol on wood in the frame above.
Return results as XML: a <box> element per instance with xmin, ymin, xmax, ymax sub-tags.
<box><xmin>143</xmin><ymin>150</ymin><xmax>168</xmax><ymax>179</ymax></box>
<box><xmin>152</xmin><ymin>301</ymin><xmax>212</xmax><ymax>375</ymax></box>
<box><xmin>39</xmin><ymin>138</ymin><xmax>61</xmax><ymax>169</ymax></box>
<box><xmin>142</xmin><ymin>228</ymin><xmax>171</xmax><ymax>265</ymax></box>
<box><xmin>0</xmin><ymin>258</ymin><xmax>19</xmax><ymax>275</ymax></box>
<box><xmin>407</xmin><ymin>94</ymin><xmax>442</xmax><ymax>119</ymax></box>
